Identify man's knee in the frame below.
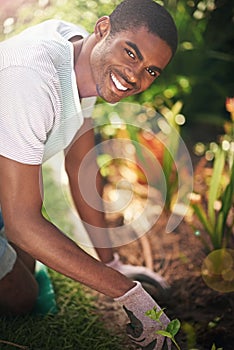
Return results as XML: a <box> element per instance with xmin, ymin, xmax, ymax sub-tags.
<box><xmin>0</xmin><ymin>242</ymin><xmax>38</xmax><ymax>316</ymax></box>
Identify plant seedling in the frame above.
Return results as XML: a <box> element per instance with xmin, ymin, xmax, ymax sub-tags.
<box><xmin>145</xmin><ymin>306</ymin><xmax>181</xmax><ymax>350</ymax></box>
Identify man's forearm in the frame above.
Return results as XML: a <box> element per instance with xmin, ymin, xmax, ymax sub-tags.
<box><xmin>67</xmin><ymin>161</ymin><xmax>115</xmax><ymax>263</ymax></box>
<box><xmin>64</xmin><ymin>119</ymin><xmax>115</xmax><ymax>263</ymax></box>
<box><xmin>6</xmin><ymin>214</ymin><xmax>134</xmax><ymax>297</ymax></box>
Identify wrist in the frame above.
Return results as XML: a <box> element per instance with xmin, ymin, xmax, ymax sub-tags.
<box><xmin>114</xmin><ymin>280</ymin><xmax>142</xmax><ymax>302</ymax></box>
<box><xmin>114</xmin><ymin>281</ymin><xmax>158</xmax><ymax>315</ymax></box>
<box><xmin>96</xmin><ymin>248</ymin><xmax>115</xmax><ymax>264</ymax></box>
<box><xmin>105</xmin><ymin>252</ymin><xmax>120</xmax><ymax>268</ymax></box>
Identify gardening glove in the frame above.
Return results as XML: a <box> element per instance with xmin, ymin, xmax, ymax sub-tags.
<box><xmin>106</xmin><ymin>253</ymin><xmax>169</xmax><ymax>291</ymax></box>
<box><xmin>114</xmin><ymin>281</ymin><xmax>171</xmax><ymax>350</ymax></box>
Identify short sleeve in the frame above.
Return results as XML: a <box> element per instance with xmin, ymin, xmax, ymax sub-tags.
<box><xmin>0</xmin><ymin>67</ymin><xmax>56</xmax><ymax>165</ymax></box>
<box><xmin>81</xmin><ymin>97</ymin><xmax>97</xmax><ymax>119</ymax></box>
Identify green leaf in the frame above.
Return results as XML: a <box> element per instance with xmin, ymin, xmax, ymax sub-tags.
<box><xmin>208</xmin><ymin>148</ymin><xmax>225</xmax><ymax>226</ymax></box>
<box><xmin>126</xmin><ymin>124</ymin><xmax>145</xmax><ymax>163</ymax></box>
<box><xmin>220</xmin><ymin>160</ymin><xmax>234</xmax><ymax>226</ymax></box>
<box><xmin>163</xmin><ymin>147</ymin><xmax>173</xmax><ymax>181</ymax></box>
<box><xmin>156</xmin><ymin>330</ymin><xmax>173</xmax><ymax>339</ymax></box>
<box><xmin>145</xmin><ymin>307</ymin><xmax>165</xmax><ymax>322</ymax></box>
<box><xmin>191</xmin><ymin>202</ymin><xmax>213</xmax><ymax>234</ymax></box>
<box><xmin>145</xmin><ymin>309</ymin><xmax>156</xmax><ymax>320</ymax></box>
<box><xmin>215</xmin><ymin>211</ymin><xmax>224</xmax><ymax>249</ymax></box>
<box><xmin>166</xmin><ymin>319</ymin><xmax>181</xmax><ymax>337</ymax></box>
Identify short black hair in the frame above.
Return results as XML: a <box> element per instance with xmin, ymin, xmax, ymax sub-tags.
<box><xmin>109</xmin><ymin>0</ymin><xmax>178</xmax><ymax>56</ymax></box>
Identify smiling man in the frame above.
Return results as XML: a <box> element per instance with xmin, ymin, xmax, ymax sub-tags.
<box><xmin>87</xmin><ymin>21</ymin><xmax>173</xmax><ymax>103</ymax></box>
<box><xmin>74</xmin><ymin>4</ymin><xmax>175</xmax><ymax>103</ymax></box>
<box><xmin>0</xmin><ymin>0</ymin><xmax>177</xmax><ymax>348</ymax></box>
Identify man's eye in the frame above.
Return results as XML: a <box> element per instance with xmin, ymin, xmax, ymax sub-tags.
<box><xmin>125</xmin><ymin>49</ymin><xmax>135</xmax><ymax>59</ymax></box>
<box><xmin>146</xmin><ymin>67</ymin><xmax>157</xmax><ymax>77</ymax></box>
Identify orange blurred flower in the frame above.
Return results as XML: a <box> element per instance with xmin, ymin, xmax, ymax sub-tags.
<box><xmin>226</xmin><ymin>97</ymin><xmax>234</xmax><ymax>120</ymax></box>
<box><xmin>136</xmin><ymin>131</ymin><xmax>165</xmax><ymax>185</ymax></box>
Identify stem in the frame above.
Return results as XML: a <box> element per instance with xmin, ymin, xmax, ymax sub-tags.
<box><xmin>0</xmin><ymin>339</ymin><xmax>29</xmax><ymax>349</ymax></box>
<box><xmin>139</xmin><ymin>234</ymin><xmax>153</xmax><ymax>270</ymax></box>
<box><xmin>172</xmin><ymin>337</ymin><xmax>181</xmax><ymax>350</ymax></box>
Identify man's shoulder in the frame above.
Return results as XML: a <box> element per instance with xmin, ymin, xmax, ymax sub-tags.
<box><xmin>17</xmin><ymin>19</ymin><xmax>89</xmax><ymax>42</ymax></box>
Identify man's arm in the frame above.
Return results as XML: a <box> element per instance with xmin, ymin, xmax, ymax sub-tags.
<box><xmin>65</xmin><ymin>118</ymin><xmax>171</xmax><ymax>292</ymax></box>
<box><xmin>64</xmin><ymin>118</ymin><xmax>114</xmax><ymax>263</ymax></box>
<box><xmin>0</xmin><ymin>154</ymin><xmax>135</xmax><ymax>297</ymax></box>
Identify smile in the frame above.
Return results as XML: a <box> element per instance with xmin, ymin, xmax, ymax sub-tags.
<box><xmin>110</xmin><ymin>72</ymin><xmax>128</xmax><ymax>91</ymax></box>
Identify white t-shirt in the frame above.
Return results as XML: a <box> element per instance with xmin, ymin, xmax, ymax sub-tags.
<box><xmin>0</xmin><ymin>19</ymin><xmax>96</xmax><ymax>164</ymax></box>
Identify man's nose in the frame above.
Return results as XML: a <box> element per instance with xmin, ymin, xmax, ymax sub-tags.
<box><xmin>123</xmin><ymin>67</ymin><xmax>138</xmax><ymax>85</ymax></box>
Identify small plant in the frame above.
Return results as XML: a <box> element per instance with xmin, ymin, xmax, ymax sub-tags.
<box><xmin>146</xmin><ymin>307</ymin><xmax>224</xmax><ymax>350</ymax></box>
<box><xmin>145</xmin><ymin>306</ymin><xmax>181</xmax><ymax>350</ymax></box>
<box><xmin>190</xmin><ymin>97</ymin><xmax>234</xmax><ymax>251</ymax></box>
<box><xmin>191</xmin><ymin>147</ymin><xmax>234</xmax><ymax>250</ymax></box>
<box><xmin>211</xmin><ymin>344</ymin><xmax>223</xmax><ymax>350</ymax></box>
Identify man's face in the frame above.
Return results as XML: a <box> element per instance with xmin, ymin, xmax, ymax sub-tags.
<box><xmin>90</xmin><ymin>25</ymin><xmax>172</xmax><ymax>104</ymax></box>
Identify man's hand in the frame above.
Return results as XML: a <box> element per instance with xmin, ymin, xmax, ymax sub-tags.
<box><xmin>106</xmin><ymin>253</ymin><xmax>170</xmax><ymax>291</ymax></box>
<box><xmin>114</xmin><ymin>281</ymin><xmax>171</xmax><ymax>350</ymax></box>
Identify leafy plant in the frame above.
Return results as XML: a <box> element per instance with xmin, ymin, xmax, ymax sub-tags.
<box><xmin>146</xmin><ymin>307</ymin><xmax>224</xmax><ymax>350</ymax></box>
<box><xmin>211</xmin><ymin>344</ymin><xmax>223</xmax><ymax>350</ymax></box>
<box><xmin>190</xmin><ymin>99</ymin><xmax>234</xmax><ymax>251</ymax></box>
<box><xmin>191</xmin><ymin>148</ymin><xmax>234</xmax><ymax>250</ymax></box>
<box><xmin>145</xmin><ymin>306</ymin><xmax>181</xmax><ymax>350</ymax></box>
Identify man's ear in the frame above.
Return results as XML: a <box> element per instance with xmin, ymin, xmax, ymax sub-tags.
<box><xmin>94</xmin><ymin>16</ymin><xmax>111</xmax><ymax>41</ymax></box>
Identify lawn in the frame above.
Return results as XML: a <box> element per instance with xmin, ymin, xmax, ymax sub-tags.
<box><xmin>0</xmin><ymin>270</ymin><xmax>125</xmax><ymax>350</ymax></box>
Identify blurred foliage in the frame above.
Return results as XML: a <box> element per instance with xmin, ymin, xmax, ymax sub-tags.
<box><xmin>0</xmin><ymin>0</ymin><xmax>233</xmax><ymax>141</ymax></box>
<box><xmin>190</xmin><ymin>99</ymin><xmax>234</xmax><ymax>251</ymax></box>
<box><xmin>137</xmin><ymin>0</ymin><xmax>234</xmax><ymax>141</ymax></box>
<box><xmin>191</xmin><ymin>148</ymin><xmax>234</xmax><ymax>250</ymax></box>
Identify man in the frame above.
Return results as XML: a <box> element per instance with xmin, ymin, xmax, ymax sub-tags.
<box><xmin>0</xmin><ymin>0</ymin><xmax>177</xmax><ymax>348</ymax></box>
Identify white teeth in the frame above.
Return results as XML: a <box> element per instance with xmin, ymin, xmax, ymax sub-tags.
<box><xmin>111</xmin><ymin>73</ymin><xmax>128</xmax><ymax>91</ymax></box>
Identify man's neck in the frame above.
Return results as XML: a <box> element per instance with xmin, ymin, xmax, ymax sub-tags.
<box><xmin>73</xmin><ymin>34</ymin><xmax>98</xmax><ymax>99</ymax></box>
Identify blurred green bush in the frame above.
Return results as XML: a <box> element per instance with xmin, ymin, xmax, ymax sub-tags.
<box><xmin>1</xmin><ymin>0</ymin><xmax>233</xmax><ymax>142</ymax></box>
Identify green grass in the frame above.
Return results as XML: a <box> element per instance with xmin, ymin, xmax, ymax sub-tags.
<box><xmin>0</xmin><ymin>270</ymin><xmax>124</xmax><ymax>350</ymax></box>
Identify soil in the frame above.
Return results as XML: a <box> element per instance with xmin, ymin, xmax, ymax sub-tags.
<box><xmin>92</xmin><ymin>214</ymin><xmax>234</xmax><ymax>350</ymax></box>
<box><xmin>91</xmin><ymin>158</ymin><xmax>234</xmax><ymax>350</ymax></box>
